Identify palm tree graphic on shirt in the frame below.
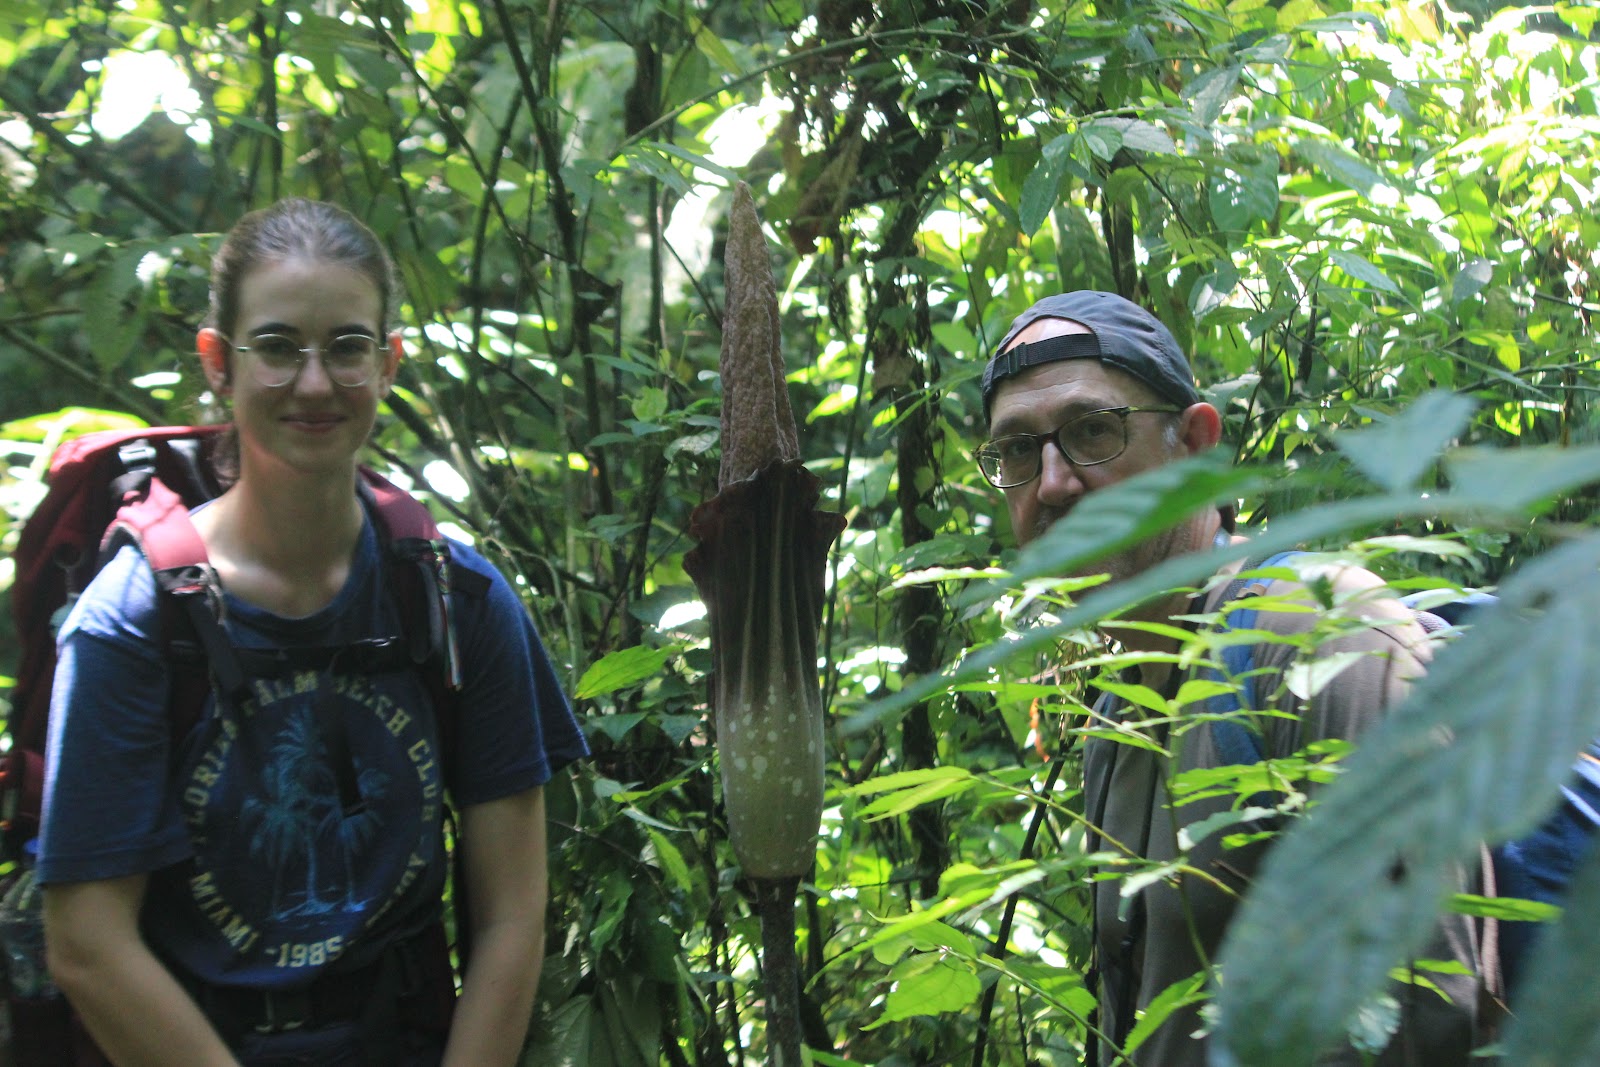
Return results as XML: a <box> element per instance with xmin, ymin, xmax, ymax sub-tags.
<box><xmin>241</xmin><ymin>705</ymin><xmax>390</xmax><ymax>919</ymax></box>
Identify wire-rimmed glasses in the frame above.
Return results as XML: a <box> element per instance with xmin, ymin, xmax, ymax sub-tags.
<box><xmin>976</xmin><ymin>406</ymin><xmax>1180</xmax><ymax>488</ymax></box>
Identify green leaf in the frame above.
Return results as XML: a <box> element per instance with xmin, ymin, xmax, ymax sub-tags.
<box><xmin>855</xmin><ymin>772</ymin><xmax>981</xmax><ymax>820</ymax></box>
<box><xmin>1093</xmin><ymin>679</ymin><xmax>1168</xmax><ymax>714</ymax></box>
<box><xmin>854</xmin><ymin>400</ymin><xmax>1600</xmax><ymax>736</ymax></box>
<box><xmin>844</xmin><ymin>766</ymin><xmax>973</xmax><ymax>796</ymax></box>
<box><xmin>1298</xmin><ymin>12</ymin><xmax>1386</xmax><ymax>35</ymax></box>
<box><xmin>866</xmin><ymin>957</ymin><xmax>982</xmax><ymax>1028</ymax></box>
<box><xmin>1450</xmin><ymin>259</ymin><xmax>1494</xmax><ymax>305</ymax></box>
<box><xmin>1293</xmin><ymin>140</ymin><xmax>1389</xmax><ymax>199</ymax></box>
<box><xmin>630</xmin><ymin>387</ymin><xmax>668</xmax><ymax>423</ymax></box>
<box><xmin>807</xmin><ymin>1053</ymin><xmax>873</xmax><ymax>1067</ymax></box>
<box><xmin>1445</xmin><ymin>445</ymin><xmax>1600</xmax><ymax>512</ymax></box>
<box><xmin>1082</xmin><ymin>122</ymin><xmax>1121</xmax><ymax>161</ymax></box>
<box><xmin>588</xmin><ymin>712</ymin><xmax>647</xmax><ymax>743</ymax></box>
<box><xmin>1174</xmin><ymin>677</ymin><xmax>1235</xmax><ymax>708</ymax></box>
<box><xmin>1076</xmin><ymin>726</ymin><xmax>1170</xmax><ymax>755</ymax></box>
<box><xmin>1557</xmin><ymin>2</ymin><xmax>1598</xmax><ymax>36</ymax></box>
<box><xmin>575</xmin><ymin>643</ymin><xmax>686</xmax><ymax>699</ymax></box>
<box><xmin>614</xmin><ymin>145</ymin><xmax>695</xmax><ymax>196</ymax></box>
<box><xmin>1124</xmin><ymin>973</ymin><xmax>1209</xmax><ymax>1055</ymax></box>
<box><xmin>643</xmin><ymin>140</ymin><xmax>743</xmax><ymax>183</ymax></box>
<box><xmin>870</xmin><ymin>919</ymin><xmax>975</xmax><ymax>964</ymax></box>
<box><xmin>525</xmin><ymin>994</ymin><xmax>605</xmax><ymax>1067</ymax></box>
<box><xmin>1191</xmin><ymin>260</ymin><xmax>1239</xmax><ymax>321</ymax></box>
<box><xmin>1212</xmin><ymin>532</ymin><xmax>1600</xmax><ymax>1066</ymax></box>
<box><xmin>596</xmin><ymin>974</ymin><xmax>662</xmax><ymax>1067</ymax></box>
<box><xmin>644</xmin><ymin>828</ymin><xmax>694</xmax><ymax>892</ymax></box>
<box><xmin>1446</xmin><ymin>893</ymin><xmax>1560</xmax><ymax>923</ymax></box>
<box><xmin>666</xmin><ymin>430</ymin><xmax>717</xmax><ymax>459</ymax></box>
<box><xmin>692</xmin><ymin>25</ymin><xmax>741</xmax><ymax>75</ymax></box>
<box><xmin>1184</xmin><ymin>65</ymin><xmax>1241</xmax><ymax>126</ymax></box>
<box><xmin>340</xmin><ymin>42</ymin><xmax>401</xmax><ymax>90</ymax></box>
<box><xmin>1328</xmin><ymin>249</ymin><xmax>1401</xmax><ymax>295</ymax></box>
<box><xmin>1283</xmin><ymin>651</ymin><xmax>1367</xmax><ymax>700</ymax></box>
<box><xmin>1019</xmin><ymin>134</ymin><xmax>1073</xmax><ymax>235</ymax></box>
<box><xmin>1178</xmin><ymin>805</ymin><xmax>1279</xmax><ymax>850</ymax></box>
<box><xmin>589</xmin><ymin>871</ymin><xmax>635</xmax><ymax>957</ymax></box>
<box><xmin>1091</xmin><ymin>117</ymin><xmax>1177</xmax><ymax>156</ymax></box>
<box><xmin>1333</xmin><ymin>390</ymin><xmax>1475</xmax><ymax>492</ymax></box>
<box><xmin>1209</xmin><ymin>153</ymin><xmax>1278</xmax><ymax>233</ymax></box>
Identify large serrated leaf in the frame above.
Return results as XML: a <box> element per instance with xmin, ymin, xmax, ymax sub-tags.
<box><xmin>1333</xmin><ymin>390</ymin><xmax>1475</xmax><ymax>492</ymax></box>
<box><xmin>1445</xmin><ymin>444</ymin><xmax>1600</xmax><ymax>512</ymax></box>
<box><xmin>1212</xmin><ymin>532</ymin><xmax>1600</xmax><ymax>1066</ymax></box>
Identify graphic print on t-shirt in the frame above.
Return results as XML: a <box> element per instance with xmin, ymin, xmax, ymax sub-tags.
<box><xmin>171</xmin><ymin>666</ymin><xmax>444</xmax><ymax>985</ymax></box>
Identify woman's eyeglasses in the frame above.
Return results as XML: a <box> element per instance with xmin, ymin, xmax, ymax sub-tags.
<box><xmin>229</xmin><ymin>333</ymin><xmax>382</xmax><ymax>389</ymax></box>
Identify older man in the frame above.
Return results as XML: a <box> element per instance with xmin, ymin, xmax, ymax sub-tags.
<box><xmin>978</xmin><ymin>292</ymin><xmax>1487</xmax><ymax>1066</ymax></box>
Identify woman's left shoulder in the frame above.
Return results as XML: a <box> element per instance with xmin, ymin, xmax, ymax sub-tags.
<box><xmin>440</xmin><ymin>537</ymin><xmax>511</xmax><ymax>592</ymax></box>
<box><xmin>440</xmin><ymin>538</ymin><xmax>526</xmax><ymax>626</ymax></box>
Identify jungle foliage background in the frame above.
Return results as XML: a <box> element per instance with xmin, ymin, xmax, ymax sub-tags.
<box><xmin>1</xmin><ymin>0</ymin><xmax>1598</xmax><ymax>1064</ymax></box>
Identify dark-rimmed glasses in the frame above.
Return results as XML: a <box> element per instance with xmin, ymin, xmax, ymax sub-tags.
<box><xmin>229</xmin><ymin>333</ymin><xmax>382</xmax><ymax>389</ymax></box>
<box><xmin>977</xmin><ymin>406</ymin><xmax>1180</xmax><ymax>488</ymax></box>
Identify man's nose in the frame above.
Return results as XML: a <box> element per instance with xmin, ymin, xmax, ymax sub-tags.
<box><xmin>1035</xmin><ymin>440</ymin><xmax>1087</xmax><ymax>505</ymax></box>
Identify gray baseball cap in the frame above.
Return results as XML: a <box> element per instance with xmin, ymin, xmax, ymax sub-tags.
<box><xmin>981</xmin><ymin>291</ymin><xmax>1202</xmax><ymax>421</ymax></box>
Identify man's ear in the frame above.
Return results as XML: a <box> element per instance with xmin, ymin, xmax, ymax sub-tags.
<box><xmin>196</xmin><ymin>328</ymin><xmax>230</xmax><ymax>392</ymax></box>
<box><xmin>1177</xmin><ymin>402</ymin><xmax>1222</xmax><ymax>455</ymax></box>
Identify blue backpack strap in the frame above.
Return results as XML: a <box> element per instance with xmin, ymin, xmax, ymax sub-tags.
<box><xmin>1206</xmin><ymin>551</ymin><xmax>1305</xmax><ymax>768</ymax></box>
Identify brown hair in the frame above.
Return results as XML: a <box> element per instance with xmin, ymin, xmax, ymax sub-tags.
<box><xmin>205</xmin><ymin>198</ymin><xmax>399</xmax><ymax>337</ymax></box>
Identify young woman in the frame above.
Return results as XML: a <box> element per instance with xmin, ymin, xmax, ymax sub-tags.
<box><xmin>37</xmin><ymin>198</ymin><xmax>587</xmax><ymax>1066</ymax></box>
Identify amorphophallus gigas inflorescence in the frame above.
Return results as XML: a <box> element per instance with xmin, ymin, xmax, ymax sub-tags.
<box><xmin>683</xmin><ymin>181</ymin><xmax>845</xmax><ymax>1066</ymax></box>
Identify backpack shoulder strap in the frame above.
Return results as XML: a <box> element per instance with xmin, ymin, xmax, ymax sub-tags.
<box><xmin>105</xmin><ymin>477</ymin><xmax>250</xmax><ymax>718</ymax></box>
<box><xmin>356</xmin><ymin>468</ymin><xmax>487</xmax><ymax>976</ymax></box>
<box><xmin>1206</xmin><ymin>550</ymin><xmax>1307</xmax><ymax>767</ymax></box>
<box><xmin>358</xmin><ymin>468</ymin><xmax>469</xmax><ymax>690</ymax></box>
<box><xmin>106</xmin><ymin>476</ymin><xmax>209</xmax><ymax>571</ymax></box>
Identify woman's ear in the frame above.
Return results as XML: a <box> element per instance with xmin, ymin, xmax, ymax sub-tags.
<box><xmin>196</xmin><ymin>328</ymin><xmax>231</xmax><ymax>393</ymax></box>
<box><xmin>379</xmin><ymin>331</ymin><xmax>404</xmax><ymax>395</ymax></box>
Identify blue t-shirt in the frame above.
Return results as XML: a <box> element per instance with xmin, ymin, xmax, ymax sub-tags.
<box><xmin>37</xmin><ymin>508</ymin><xmax>587</xmax><ymax>992</ymax></box>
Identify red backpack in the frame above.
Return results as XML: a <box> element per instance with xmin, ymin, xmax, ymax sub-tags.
<box><xmin>4</xmin><ymin>425</ymin><xmax>469</xmax><ymax>1065</ymax></box>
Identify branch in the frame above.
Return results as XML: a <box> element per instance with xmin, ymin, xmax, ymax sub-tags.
<box><xmin>0</xmin><ymin>326</ymin><xmax>164</xmax><ymax>424</ymax></box>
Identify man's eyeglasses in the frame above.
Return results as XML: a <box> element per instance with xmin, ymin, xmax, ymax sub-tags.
<box><xmin>229</xmin><ymin>333</ymin><xmax>382</xmax><ymax>389</ymax></box>
<box><xmin>976</xmin><ymin>406</ymin><xmax>1180</xmax><ymax>488</ymax></box>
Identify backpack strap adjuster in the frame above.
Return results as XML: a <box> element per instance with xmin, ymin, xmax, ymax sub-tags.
<box><xmin>157</xmin><ymin>564</ymin><xmax>251</xmax><ymax>707</ymax></box>
<box><xmin>392</xmin><ymin>536</ymin><xmax>463</xmax><ymax>691</ymax></box>
<box><xmin>116</xmin><ymin>439</ymin><xmax>157</xmax><ymax>473</ymax></box>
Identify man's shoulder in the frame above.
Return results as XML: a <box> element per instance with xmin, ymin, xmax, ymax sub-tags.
<box><xmin>1206</xmin><ymin>552</ymin><xmax>1423</xmax><ymax>640</ymax></box>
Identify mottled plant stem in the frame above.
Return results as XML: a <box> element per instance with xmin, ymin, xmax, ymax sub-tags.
<box><xmin>752</xmin><ymin>875</ymin><xmax>804</xmax><ymax>1067</ymax></box>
